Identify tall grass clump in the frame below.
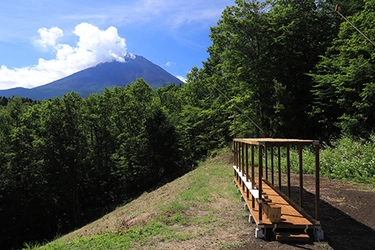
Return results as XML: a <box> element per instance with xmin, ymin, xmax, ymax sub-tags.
<box><xmin>259</xmin><ymin>136</ymin><xmax>375</xmax><ymax>186</ymax></box>
<box><xmin>266</xmin><ymin>146</ymin><xmax>317</xmax><ymax>174</ymax></box>
<box><xmin>320</xmin><ymin>136</ymin><xmax>375</xmax><ymax>186</ymax></box>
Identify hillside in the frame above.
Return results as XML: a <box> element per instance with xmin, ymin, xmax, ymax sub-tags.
<box><xmin>33</xmin><ymin>150</ymin><xmax>375</xmax><ymax>250</ymax></box>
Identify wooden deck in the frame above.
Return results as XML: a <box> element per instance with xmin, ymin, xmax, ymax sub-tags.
<box><xmin>232</xmin><ymin>138</ymin><xmax>324</xmax><ymax>241</ymax></box>
<box><xmin>234</xmin><ymin>173</ymin><xmax>314</xmax><ymax>229</ymax></box>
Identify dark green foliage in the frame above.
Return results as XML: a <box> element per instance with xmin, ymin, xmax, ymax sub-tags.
<box><xmin>191</xmin><ymin>0</ymin><xmax>373</xmax><ymax>141</ymax></box>
<box><xmin>311</xmin><ymin>0</ymin><xmax>375</xmax><ymax>139</ymax></box>
<box><xmin>334</xmin><ymin>0</ymin><xmax>365</xmax><ymax>16</ymax></box>
<box><xmin>202</xmin><ymin>0</ymin><xmax>339</xmax><ymax>139</ymax></box>
<box><xmin>0</xmin><ymin>96</ymin><xmax>9</xmax><ymax>106</ymax></box>
<box><xmin>0</xmin><ymin>80</ymin><xmax>187</xmax><ymax>249</ymax></box>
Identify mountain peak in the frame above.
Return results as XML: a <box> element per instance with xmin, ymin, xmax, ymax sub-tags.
<box><xmin>0</xmin><ymin>55</ymin><xmax>183</xmax><ymax>100</ymax></box>
<box><xmin>124</xmin><ymin>53</ymin><xmax>136</xmax><ymax>60</ymax></box>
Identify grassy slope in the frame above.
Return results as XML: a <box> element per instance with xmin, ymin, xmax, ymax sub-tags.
<box><xmin>35</xmin><ymin>150</ymin><xmax>250</xmax><ymax>249</ymax></box>
<box><xmin>25</xmin><ymin>137</ymin><xmax>375</xmax><ymax>249</ymax></box>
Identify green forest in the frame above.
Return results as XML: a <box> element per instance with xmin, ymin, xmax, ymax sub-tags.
<box><xmin>1</xmin><ymin>0</ymin><xmax>375</xmax><ymax>248</ymax></box>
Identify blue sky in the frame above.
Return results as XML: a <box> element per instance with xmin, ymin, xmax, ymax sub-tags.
<box><xmin>0</xmin><ymin>0</ymin><xmax>234</xmax><ymax>90</ymax></box>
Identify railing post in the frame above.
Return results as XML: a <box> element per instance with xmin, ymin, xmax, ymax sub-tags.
<box><xmin>246</xmin><ymin>144</ymin><xmax>249</xmax><ymax>199</ymax></box>
<box><xmin>287</xmin><ymin>144</ymin><xmax>291</xmax><ymax>198</ymax></box>
<box><xmin>246</xmin><ymin>144</ymin><xmax>249</xmax><ymax>182</ymax></box>
<box><xmin>315</xmin><ymin>142</ymin><xmax>320</xmax><ymax>221</ymax></box>
<box><xmin>265</xmin><ymin>146</ymin><xmax>268</xmax><ymax>181</ymax></box>
<box><xmin>241</xmin><ymin>142</ymin><xmax>245</xmax><ymax>176</ymax></box>
<box><xmin>299</xmin><ymin>144</ymin><xmax>303</xmax><ymax>209</ymax></box>
<box><xmin>234</xmin><ymin>140</ymin><xmax>237</xmax><ymax>167</ymax></box>
<box><xmin>258</xmin><ymin>143</ymin><xmax>263</xmax><ymax>223</ymax></box>
<box><xmin>278</xmin><ymin>145</ymin><xmax>281</xmax><ymax>191</ymax></box>
<box><xmin>251</xmin><ymin>144</ymin><xmax>255</xmax><ymax>209</ymax></box>
<box><xmin>271</xmin><ymin>146</ymin><xmax>274</xmax><ymax>186</ymax></box>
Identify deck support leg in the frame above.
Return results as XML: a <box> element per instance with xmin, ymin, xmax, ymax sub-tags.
<box><xmin>272</xmin><ymin>224</ymin><xmax>277</xmax><ymax>234</ymax></box>
<box><xmin>255</xmin><ymin>228</ymin><xmax>264</xmax><ymax>239</ymax></box>
<box><xmin>243</xmin><ymin>203</ymin><xmax>248</xmax><ymax>211</ymax></box>
<box><xmin>248</xmin><ymin>214</ymin><xmax>255</xmax><ymax>224</ymax></box>
<box><xmin>314</xmin><ymin>227</ymin><xmax>324</xmax><ymax>241</ymax></box>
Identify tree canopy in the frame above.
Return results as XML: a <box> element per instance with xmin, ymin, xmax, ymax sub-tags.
<box><xmin>311</xmin><ymin>0</ymin><xmax>375</xmax><ymax>138</ymax></box>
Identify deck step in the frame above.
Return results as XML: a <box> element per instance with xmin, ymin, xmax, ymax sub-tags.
<box><xmin>275</xmin><ymin>232</ymin><xmax>310</xmax><ymax>242</ymax></box>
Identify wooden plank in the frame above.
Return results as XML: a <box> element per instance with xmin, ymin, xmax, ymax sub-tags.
<box><xmin>234</xmin><ymin>177</ymin><xmax>313</xmax><ymax>228</ymax></box>
<box><xmin>275</xmin><ymin>232</ymin><xmax>310</xmax><ymax>242</ymax></box>
<box><xmin>233</xmin><ymin>138</ymin><xmax>317</xmax><ymax>145</ymax></box>
<box><xmin>261</xmin><ymin>181</ymin><xmax>312</xmax><ymax>226</ymax></box>
<box><xmin>263</xmin><ymin>179</ymin><xmax>317</xmax><ymax>224</ymax></box>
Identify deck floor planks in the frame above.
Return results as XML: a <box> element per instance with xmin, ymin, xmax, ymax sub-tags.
<box><xmin>234</xmin><ymin>177</ymin><xmax>313</xmax><ymax>228</ymax></box>
<box><xmin>261</xmin><ymin>181</ymin><xmax>312</xmax><ymax>226</ymax></box>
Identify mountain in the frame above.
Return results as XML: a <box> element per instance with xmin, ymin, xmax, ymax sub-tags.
<box><xmin>0</xmin><ymin>55</ymin><xmax>184</xmax><ymax>100</ymax></box>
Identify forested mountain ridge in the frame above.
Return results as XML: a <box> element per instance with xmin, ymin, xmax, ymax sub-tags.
<box><xmin>1</xmin><ymin>0</ymin><xmax>375</xmax><ymax>248</ymax></box>
<box><xmin>0</xmin><ymin>55</ymin><xmax>183</xmax><ymax>100</ymax></box>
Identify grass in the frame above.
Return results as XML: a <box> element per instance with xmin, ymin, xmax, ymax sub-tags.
<box><xmin>290</xmin><ymin>136</ymin><xmax>375</xmax><ymax>187</ymax></box>
<box><xmin>31</xmin><ymin>148</ymin><xmax>247</xmax><ymax>250</ymax></box>
<box><xmin>28</xmin><ymin>136</ymin><xmax>375</xmax><ymax>249</ymax></box>
<box><xmin>319</xmin><ymin>136</ymin><xmax>375</xmax><ymax>186</ymax></box>
<box><xmin>251</xmin><ymin>136</ymin><xmax>375</xmax><ymax>187</ymax></box>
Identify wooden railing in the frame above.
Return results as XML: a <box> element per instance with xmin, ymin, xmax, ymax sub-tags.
<box><xmin>233</xmin><ymin>138</ymin><xmax>321</xmax><ymax>223</ymax></box>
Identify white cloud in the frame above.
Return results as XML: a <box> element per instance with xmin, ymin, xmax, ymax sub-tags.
<box><xmin>166</xmin><ymin>61</ymin><xmax>176</xmax><ymax>67</ymax></box>
<box><xmin>176</xmin><ymin>75</ymin><xmax>186</xmax><ymax>83</ymax></box>
<box><xmin>0</xmin><ymin>22</ymin><xmax>127</xmax><ymax>90</ymax></box>
<box><xmin>35</xmin><ymin>27</ymin><xmax>64</xmax><ymax>48</ymax></box>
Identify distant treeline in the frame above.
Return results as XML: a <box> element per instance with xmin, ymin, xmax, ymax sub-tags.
<box><xmin>2</xmin><ymin>0</ymin><xmax>375</xmax><ymax>248</ymax></box>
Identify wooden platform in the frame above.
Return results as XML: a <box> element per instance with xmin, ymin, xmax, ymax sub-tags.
<box><xmin>234</xmin><ymin>165</ymin><xmax>314</xmax><ymax>230</ymax></box>
<box><xmin>232</xmin><ymin>138</ymin><xmax>324</xmax><ymax>241</ymax></box>
<box><xmin>235</xmin><ymin>179</ymin><xmax>313</xmax><ymax>230</ymax></box>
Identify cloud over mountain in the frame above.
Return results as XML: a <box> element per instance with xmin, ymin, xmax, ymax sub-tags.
<box><xmin>0</xmin><ymin>23</ymin><xmax>127</xmax><ymax>90</ymax></box>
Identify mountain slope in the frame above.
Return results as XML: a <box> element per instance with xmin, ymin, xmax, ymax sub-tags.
<box><xmin>0</xmin><ymin>55</ymin><xmax>183</xmax><ymax>100</ymax></box>
<box><xmin>37</xmin><ymin>151</ymin><xmax>250</xmax><ymax>249</ymax></box>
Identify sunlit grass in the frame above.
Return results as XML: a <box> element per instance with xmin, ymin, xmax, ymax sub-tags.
<box><xmin>319</xmin><ymin>136</ymin><xmax>375</xmax><ymax>186</ymax></box>
<box><xmin>276</xmin><ymin>136</ymin><xmax>375</xmax><ymax>186</ymax></box>
<box><xmin>239</xmin><ymin>136</ymin><xmax>375</xmax><ymax>187</ymax></box>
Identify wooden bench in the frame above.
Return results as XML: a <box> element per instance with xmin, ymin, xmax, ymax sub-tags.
<box><xmin>258</xmin><ymin>196</ymin><xmax>282</xmax><ymax>223</ymax></box>
<box><xmin>263</xmin><ymin>202</ymin><xmax>281</xmax><ymax>223</ymax></box>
